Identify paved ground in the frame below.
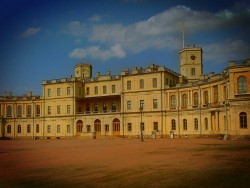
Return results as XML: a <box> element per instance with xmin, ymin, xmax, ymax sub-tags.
<box><xmin>0</xmin><ymin>138</ymin><xmax>250</xmax><ymax>188</ymax></box>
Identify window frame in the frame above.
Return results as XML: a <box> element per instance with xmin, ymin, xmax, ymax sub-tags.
<box><xmin>127</xmin><ymin>80</ymin><xmax>131</xmax><ymax>90</ymax></box>
<box><xmin>183</xmin><ymin>119</ymin><xmax>187</xmax><ymax>130</ymax></box>
<box><xmin>238</xmin><ymin>76</ymin><xmax>247</xmax><ymax>94</ymax></box>
<box><xmin>153</xmin><ymin>78</ymin><xmax>157</xmax><ymax>88</ymax></box>
<box><xmin>153</xmin><ymin>99</ymin><xmax>158</xmax><ymax>109</ymax></box>
<box><xmin>240</xmin><ymin>112</ymin><xmax>247</xmax><ymax>129</ymax></box>
<box><xmin>194</xmin><ymin>118</ymin><xmax>198</xmax><ymax>130</ymax></box>
<box><xmin>171</xmin><ymin>119</ymin><xmax>176</xmax><ymax>130</ymax></box>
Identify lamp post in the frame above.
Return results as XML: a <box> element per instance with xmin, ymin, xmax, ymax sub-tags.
<box><xmin>139</xmin><ymin>107</ymin><xmax>144</xmax><ymax>142</ymax></box>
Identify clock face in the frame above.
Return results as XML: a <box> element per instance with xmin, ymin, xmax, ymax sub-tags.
<box><xmin>190</xmin><ymin>55</ymin><xmax>196</xmax><ymax>60</ymax></box>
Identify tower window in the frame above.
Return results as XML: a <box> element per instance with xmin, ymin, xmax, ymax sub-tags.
<box><xmin>191</xmin><ymin>68</ymin><xmax>196</xmax><ymax>76</ymax></box>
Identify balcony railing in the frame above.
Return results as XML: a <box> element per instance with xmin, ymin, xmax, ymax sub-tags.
<box><xmin>76</xmin><ymin>110</ymin><xmax>120</xmax><ymax>115</ymax></box>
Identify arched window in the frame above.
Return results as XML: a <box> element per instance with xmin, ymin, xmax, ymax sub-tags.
<box><xmin>7</xmin><ymin>125</ymin><xmax>11</xmax><ymax>133</ymax></box>
<box><xmin>238</xmin><ymin>76</ymin><xmax>247</xmax><ymax>94</ymax></box>
<box><xmin>76</xmin><ymin>120</ymin><xmax>83</xmax><ymax>132</ymax></box>
<box><xmin>113</xmin><ymin>118</ymin><xmax>120</xmax><ymax>133</ymax></box>
<box><xmin>183</xmin><ymin>119</ymin><xmax>187</xmax><ymax>130</ymax></box>
<box><xmin>17</xmin><ymin>105</ymin><xmax>22</xmax><ymax>117</ymax></box>
<box><xmin>94</xmin><ymin>119</ymin><xmax>101</xmax><ymax>132</ymax></box>
<box><xmin>204</xmin><ymin>118</ymin><xmax>208</xmax><ymax>130</ymax></box>
<box><xmin>171</xmin><ymin>119</ymin><xmax>176</xmax><ymax>130</ymax></box>
<box><xmin>170</xmin><ymin>95</ymin><xmax>176</xmax><ymax>108</ymax></box>
<box><xmin>193</xmin><ymin>92</ymin><xmax>198</xmax><ymax>106</ymax></box>
<box><xmin>239</xmin><ymin>112</ymin><xmax>247</xmax><ymax>129</ymax></box>
<box><xmin>17</xmin><ymin>125</ymin><xmax>21</xmax><ymax>133</ymax></box>
<box><xmin>7</xmin><ymin>106</ymin><xmax>12</xmax><ymax>117</ymax></box>
<box><xmin>203</xmin><ymin>91</ymin><xmax>208</xmax><ymax>105</ymax></box>
<box><xmin>194</xmin><ymin>118</ymin><xmax>198</xmax><ymax>130</ymax></box>
<box><xmin>182</xmin><ymin>94</ymin><xmax>187</xmax><ymax>108</ymax></box>
<box><xmin>27</xmin><ymin>124</ymin><xmax>31</xmax><ymax>133</ymax></box>
<box><xmin>36</xmin><ymin>124</ymin><xmax>39</xmax><ymax>133</ymax></box>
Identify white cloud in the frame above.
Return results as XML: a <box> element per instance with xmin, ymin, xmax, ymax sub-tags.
<box><xmin>19</xmin><ymin>27</ymin><xmax>41</xmax><ymax>38</ymax></box>
<box><xmin>61</xmin><ymin>21</ymin><xmax>85</xmax><ymax>36</ymax></box>
<box><xmin>67</xmin><ymin>5</ymin><xmax>250</xmax><ymax>61</ymax></box>
<box><xmin>69</xmin><ymin>44</ymin><xmax>126</xmax><ymax>61</ymax></box>
<box><xmin>88</xmin><ymin>15</ymin><xmax>102</xmax><ymax>22</ymax></box>
<box><xmin>203</xmin><ymin>39</ymin><xmax>250</xmax><ymax>63</ymax></box>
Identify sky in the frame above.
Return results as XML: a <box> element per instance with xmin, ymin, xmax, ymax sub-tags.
<box><xmin>0</xmin><ymin>0</ymin><xmax>250</xmax><ymax>96</ymax></box>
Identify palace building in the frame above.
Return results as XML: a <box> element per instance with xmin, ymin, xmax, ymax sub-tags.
<box><xmin>1</xmin><ymin>46</ymin><xmax>250</xmax><ymax>139</ymax></box>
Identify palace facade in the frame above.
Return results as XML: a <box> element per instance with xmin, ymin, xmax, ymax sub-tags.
<box><xmin>1</xmin><ymin>46</ymin><xmax>250</xmax><ymax>139</ymax></box>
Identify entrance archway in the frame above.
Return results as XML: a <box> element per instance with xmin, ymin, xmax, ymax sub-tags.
<box><xmin>94</xmin><ymin>119</ymin><xmax>101</xmax><ymax>136</ymax></box>
<box><xmin>76</xmin><ymin>120</ymin><xmax>83</xmax><ymax>136</ymax></box>
<box><xmin>113</xmin><ymin>118</ymin><xmax>120</xmax><ymax>136</ymax></box>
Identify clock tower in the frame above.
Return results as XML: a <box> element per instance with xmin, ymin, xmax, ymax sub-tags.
<box><xmin>180</xmin><ymin>45</ymin><xmax>203</xmax><ymax>82</ymax></box>
<box><xmin>74</xmin><ymin>64</ymin><xmax>92</xmax><ymax>79</ymax></box>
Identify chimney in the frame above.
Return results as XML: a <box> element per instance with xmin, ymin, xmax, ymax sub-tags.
<box><xmin>179</xmin><ymin>75</ymin><xmax>183</xmax><ymax>84</ymax></box>
<box><xmin>27</xmin><ymin>91</ymin><xmax>32</xmax><ymax>97</ymax></box>
<box><xmin>125</xmin><ymin>68</ymin><xmax>129</xmax><ymax>74</ymax></box>
<box><xmin>96</xmin><ymin>72</ymin><xmax>100</xmax><ymax>78</ymax></box>
<box><xmin>9</xmin><ymin>91</ymin><xmax>13</xmax><ymax>97</ymax></box>
<box><xmin>209</xmin><ymin>72</ymin><xmax>214</xmax><ymax>77</ymax></box>
<box><xmin>107</xmin><ymin>71</ymin><xmax>111</xmax><ymax>76</ymax></box>
<box><xmin>3</xmin><ymin>92</ymin><xmax>7</xmax><ymax>97</ymax></box>
<box><xmin>229</xmin><ymin>61</ymin><xmax>235</xmax><ymax>67</ymax></box>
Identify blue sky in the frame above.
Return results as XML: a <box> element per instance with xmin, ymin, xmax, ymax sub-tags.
<box><xmin>0</xmin><ymin>0</ymin><xmax>250</xmax><ymax>96</ymax></box>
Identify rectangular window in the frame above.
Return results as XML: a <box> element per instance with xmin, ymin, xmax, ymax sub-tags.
<box><xmin>140</xmin><ymin>100</ymin><xmax>144</xmax><ymax>109</ymax></box>
<box><xmin>86</xmin><ymin>103</ymin><xmax>90</xmax><ymax>112</ymax></box>
<box><xmin>94</xmin><ymin>103</ymin><xmax>98</xmax><ymax>112</ymax></box>
<box><xmin>153</xmin><ymin>122</ymin><xmax>158</xmax><ymax>131</ymax></box>
<box><xmin>36</xmin><ymin>124</ymin><xmax>39</xmax><ymax>133</ymax></box>
<box><xmin>153</xmin><ymin>99</ymin><xmax>158</xmax><ymax>109</ymax></box>
<box><xmin>27</xmin><ymin>125</ymin><xmax>31</xmax><ymax>133</ymax></box>
<box><xmin>86</xmin><ymin>87</ymin><xmax>90</xmax><ymax>95</ymax></box>
<box><xmin>170</xmin><ymin>96</ymin><xmax>176</xmax><ymax>108</ymax></box>
<box><xmin>27</xmin><ymin>106</ymin><xmax>31</xmax><ymax>117</ymax></box>
<box><xmin>112</xmin><ymin>101</ymin><xmax>116</xmax><ymax>111</ymax></box>
<box><xmin>140</xmin><ymin>79</ymin><xmax>144</xmax><ymax>89</ymax></box>
<box><xmin>48</xmin><ymin>89</ymin><xmax>51</xmax><ymax>97</ymax></box>
<box><xmin>67</xmin><ymin>105</ymin><xmax>70</xmax><ymax>114</ymax></box>
<box><xmin>94</xmin><ymin>86</ymin><xmax>98</xmax><ymax>95</ymax></box>
<box><xmin>48</xmin><ymin>106</ymin><xmax>51</xmax><ymax>115</ymax></box>
<box><xmin>103</xmin><ymin>101</ymin><xmax>107</xmax><ymax>112</ymax></box>
<box><xmin>79</xmin><ymin>87</ymin><xmax>81</xmax><ymax>96</ymax></box>
<box><xmin>57</xmin><ymin>105</ymin><xmax>60</xmax><ymax>114</ymax></box>
<box><xmin>128</xmin><ymin>123</ymin><xmax>132</xmax><ymax>131</ymax></box>
<box><xmin>47</xmin><ymin>125</ymin><xmax>51</xmax><ymax>133</ymax></box>
<box><xmin>166</xmin><ymin>78</ymin><xmax>169</xmax><ymax>85</ymax></box>
<box><xmin>191</xmin><ymin>68</ymin><xmax>196</xmax><ymax>76</ymax></box>
<box><xmin>67</xmin><ymin>125</ymin><xmax>71</xmax><ymax>133</ymax></box>
<box><xmin>213</xmin><ymin>86</ymin><xmax>218</xmax><ymax>103</ymax></box>
<box><xmin>57</xmin><ymin>88</ymin><xmax>61</xmax><ymax>96</ymax></box>
<box><xmin>112</xmin><ymin>85</ymin><xmax>116</xmax><ymax>93</ymax></box>
<box><xmin>103</xmin><ymin>85</ymin><xmax>107</xmax><ymax>94</ymax></box>
<box><xmin>127</xmin><ymin>101</ymin><xmax>131</xmax><ymax>110</ymax></box>
<box><xmin>153</xmin><ymin>78</ymin><xmax>157</xmax><ymax>88</ymax></box>
<box><xmin>67</xmin><ymin>87</ymin><xmax>70</xmax><ymax>95</ymax></box>
<box><xmin>57</xmin><ymin>125</ymin><xmax>60</xmax><ymax>133</ymax></box>
<box><xmin>127</xmin><ymin>80</ymin><xmax>131</xmax><ymax>90</ymax></box>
